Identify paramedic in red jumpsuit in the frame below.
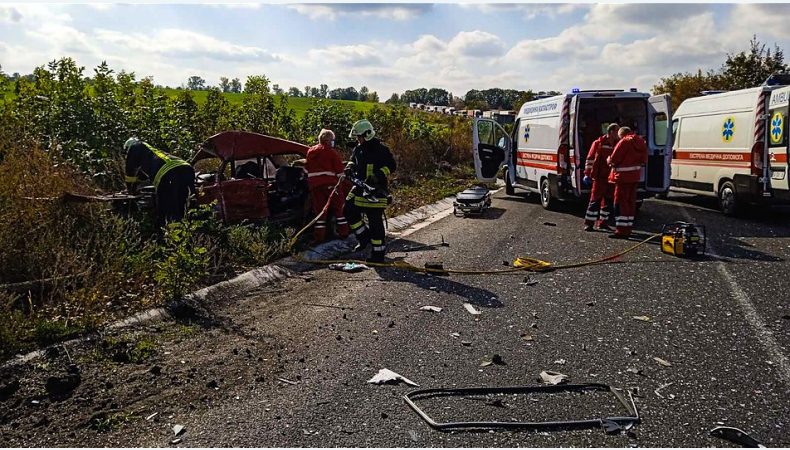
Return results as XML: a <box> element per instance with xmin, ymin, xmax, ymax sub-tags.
<box><xmin>607</xmin><ymin>126</ymin><xmax>648</xmax><ymax>239</ymax></box>
<box><xmin>583</xmin><ymin>123</ymin><xmax>619</xmax><ymax>231</ymax></box>
<box><xmin>305</xmin><ymin>129</ymin><xmax>349</xmax><ymax>243</ymax></box>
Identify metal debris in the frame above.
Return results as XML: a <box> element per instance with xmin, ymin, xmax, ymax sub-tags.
<box><xmin>172</xmin><ymin>424</ymin><xmax>185</xmax><ymax>436</ymax></box>
<box><xmin>540</xmin><ymin>371</ymin><xmax>568</xmax><ymax>385</ymax></box>
<box><xmin>367</xmin><ymin>368</ymin><xmax>419</xmax><ymax>387</ymax></box>
<box><xmin>710</xmin><ymin>426</ymin><xmax>765</xmax><ymax>448</ymax></box>
<box><xmin>654</xmin><ymin>382</ymin><xmax>674</xmax><ymax>399</ymax></box>
<box><xmin>420</xmin><ymin>305</ymin><xmax>442</xmax><ymax>313</ymax></box>
<box><xmin>480</xmin><ymin>354</ymin><xmax>505</xmax><ymax>367</ymax></box>
<box><xmin>277</xmin><ymin>377</ymin><xmax>298</xmax><ymax>385</ymax></box>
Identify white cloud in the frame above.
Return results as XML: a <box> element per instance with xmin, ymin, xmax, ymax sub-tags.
<box><xmin>308</xmin><ymin>44</ymin><xmax>382</xmax><ymax>67</ymax></box>
<box><xmin>447</xmin><ymin>31</ymin><xmax>505</xmax><ymax>58</ymax></box>
<box><xmin>505</xmin><ymin>29</ymin><xmax>597</xmax><ymax>62</ymax></box>
<box><xmin>465</xmin><ymin>3</ymin><xmax>588</xmax><ymax>20</ymax></box>
<box><xmin>0</xmin><ymin>4</ymin><xmax>71</xmax><ymax>24</ymax></box>
<box><xmin>729</xmin><ymin>4</ymin><xmax>790</xmax><ymax>40</ymax></box>
<box><xmin>94</xmin><ymin>28</ymin><xmax>279</xmax><ymax>62</ymax></box>
<box><xmin>287</xmin><ymin>3</ymin><xmax>430</xmax><ymax>21</ymax></box>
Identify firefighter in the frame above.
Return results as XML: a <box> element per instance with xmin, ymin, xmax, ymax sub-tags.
<box><xmin>344</xmin><ymin>120</ymin><xmax>396</xmax><ymax>263</ymax></box>
<box><xmin>305</xmin><ymin>129</ymin><xmax>349</xmax><ymax>244</ymax></box>
<box><xmin>123</xmin><ymin>138</ymin><xmax>195</xmax><ymax>225</ymax></box>
<box><xmin>607</xmin><ymin>126</ymin><xmax>648</xmax><ymax>239</ymax></box>
<box><xmin>583</xmin><ymin>123</ymin><xmax>620</xmax><ymax>231</ymax></box>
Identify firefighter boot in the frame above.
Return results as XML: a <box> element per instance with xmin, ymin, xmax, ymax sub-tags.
<box><xmin>367</xmin><ymin>239</ymin><xmax>385</xmax><ymax>263</ymax></box>
<box><xmin>353</xmin><ymin>227</ymin><xmax>370</xmax><ymax>252</ymax></box>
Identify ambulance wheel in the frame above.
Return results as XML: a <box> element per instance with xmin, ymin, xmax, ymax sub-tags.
<box><xmin>718</xmin><ymin>181</ymin><xmax>740</xmax><ymax>216</ymax></box>
<box><xmin>505</xmin><ymin>173</ymin><xmax>515</xmax><ymax>195</ymax></box>
<box><xmin>540</xmin><ymin>178</ymin><xmax>554</xmax><ymax>210</ymax></box>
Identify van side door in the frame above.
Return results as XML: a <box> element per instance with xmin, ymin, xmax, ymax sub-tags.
<box><xmin>647</xmin><ymin>94</ymin><xmax>673</xmax><ymax>192</ymax></box>
<box><xmin>473</xmin><ymin>118</ymin><xmax>513</xmax><ymax>183</ymax></box>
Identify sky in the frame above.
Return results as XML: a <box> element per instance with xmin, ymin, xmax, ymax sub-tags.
<box><xmin>2</xmin><ymin>3</ymin><xmax>790</xmax><ymax>98</ymax></box>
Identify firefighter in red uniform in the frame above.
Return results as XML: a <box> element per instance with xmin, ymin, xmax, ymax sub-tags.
<box><xmin>607</xmin><ymin>126</ymin><xmax>648</xmax><ymax>239</ymax></box>
<box><xmin>305</xmin><ymin>129</ymin><xmax>349</xmax><ymax>244</ymax></box>
<box><xmin>583</xmin><ymin>123</ymin><xmax>620</xmax><ymax>231</ymax></box>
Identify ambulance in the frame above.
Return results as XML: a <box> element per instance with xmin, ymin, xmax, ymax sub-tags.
<box><xmin>472</xmin><ymin>89</ymin><xmax>672</xmax><ymax>209</ymax></box>
<box><xmin>669</xmin><ymin>85</ymin><xmax>790</xmax><ymax>214</ymax></box>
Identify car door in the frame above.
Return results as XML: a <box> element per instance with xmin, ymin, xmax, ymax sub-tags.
<box><xmin>473</xmin><ymin>118</ymin><xmax>513</xmax><ymax>183</ymax></box>
<box><xmin>647</xmin><ymin>94</ymin><xmax>673</xmax><ymax>192</ymax></box>
<box><xmin>217</xmin><ymin>161</ymin><xmax>269</xmax><ymax>223</ymax></box>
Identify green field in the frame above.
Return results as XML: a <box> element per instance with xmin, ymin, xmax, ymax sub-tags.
<box><xmin>161</xmin><ymin>88</ymin><xmax>377</xmax><ymax>117</ymax></box>
<box><xmin>1</xmin><ymin>82</ymin><xmax>378</xmax><ymax>118</ymax></box>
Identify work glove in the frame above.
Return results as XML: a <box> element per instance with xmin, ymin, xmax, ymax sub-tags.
<box><xmin>582</xmin><ymin>176</ymin><xmax>592</xmax><ymax>187</ymax></box>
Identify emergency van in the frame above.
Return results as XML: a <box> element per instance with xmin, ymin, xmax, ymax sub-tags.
<box><xmin>472</xmin><ymin>90</ymin><xmax>672</xmax><ymax>209</ymax></box>
<box><xmin>670</xmin><ymin>85</ymin><xmax>790</xmax><ymax>214</ymax></box>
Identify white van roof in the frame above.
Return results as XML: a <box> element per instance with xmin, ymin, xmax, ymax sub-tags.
<box><xmin>516</xmin><ymin>90</ymin><xmax>650</xmax><ymax>119</ymax></box>
<box><xmin>675</xmin><ymin>86</ymin><xmax>774</xmax><ymax>117</ymax></box>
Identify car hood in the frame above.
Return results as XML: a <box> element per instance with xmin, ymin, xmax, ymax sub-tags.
<box><xmin>193</xmin><ymin>131</ymin><xmax>309</xmax><ymax>163</ymax></box>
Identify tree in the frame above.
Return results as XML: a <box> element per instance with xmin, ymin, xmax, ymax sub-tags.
<box><xmin>304</xmin><ymin>86</ymin><xmax>311</xmax><ymax>98</ymax></box>
<box><xmin>310</xmin><ymin>87</ymin><xmax>320</xmax><ymax>98</ymax></box>
<box><xmin>720</xmin><ymin>36</ymin><xmax>788</xmax><ymax>90</ymax></box>
<box><xmin>219</xmin><ymin>77</ymin><xmax>231</xmax><ymax>93</ymax></box>
<box><xmin>359</xmin><ymin>86</ymin><xmax>369</xmax><ymax>102</ymax></box>
<box><xmin>319</xmin><ymin>84</ymin><xmax>328</xmax><ymax>98</ymax></box>
<box><xmin>367</xmin><ymin>91</ymin><xmax>380</xmax><ymax>103</ymax></box>
<box><xmin>230</xmin><ymin>77</ymin><xmax>242</xmax><ymax>93</ymax></box>
<box><xmin>186</xmin><ymin>76</ymin><xmax>206</xmax><ymax>91</ymax></box>
<box><xmin>385</xmin><ymin>93</ymin><xmax>400</xmax><ymax>104</ymax></box>
<box><xmin>272</xmin><ymin>84</ymin><xmax>283</xmax><ymax>95</ymax></box>
<box><xmin>288</xmin><ymin>87</ymin><xmax>302</xmax><ymax>97</ymax></box>
<box><xmin>652</xmin><ymin>69</ymin><xmax>724</xmax><ymax>109</ymax></box>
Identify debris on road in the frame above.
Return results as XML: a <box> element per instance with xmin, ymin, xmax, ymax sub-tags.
<box><xmin>710</xmin><ymin>426</ymin><xmax>765</xmax><ymax>448</ymax></box>
<box><xmin>521</xmin><ymin>334</ymin><xmax>534</xmax><ymax>342</ymax></box>
<box><xmin>543</xmin><ymin>222</ymin><xmax>557</xmax><ymax>227</ymax></box>
<box><xmin>480</xmin><ymin>354</ymin><xmax>505</xmax><ymax>367</ymax></box>
<box><xmin>408</xmin><ymin>429</ymin><xmax>419</xmax><ymax>442</ymax></box>
<box><xmin>368</xmin><ymin>369</ymin><xmax>419</xmax><ymax>387</ymax></box>
<box><xmin>554</xmin><ymin>359</ymin><xmax>567</xmax><ymax>365</ymax></box>
<box><xmin>328</xmin><ymin>263</ymin><xmax>369</xmax><ymax>273</ymax></box>
<box><xmin>145</xmin><ymin>412</ymin><xmax>158</xmax><ymax>421</ymax></box>
<box><xmin>626</xmin><ymin>368</ymin><xmax>646</xmax><ymax>377</ymax></box>
<box><xmin>277</xmin><ymin>377</ymin><xmax>299</xmax><ymax>385</ymax></box>
<box><xmin>461</xmin><ymin>341</ymin><xmax>472</xmax><ymax>346</ymax></box>
<box><xmin>523</xmin><ymin>276</ymin><xmax>539</xmax><ymax>286</ymax></box>
<box><xmin>404</xmin><ymin>235</ymin><xmax>450</xmax><ymax>252</ymax></box>
<box><xmin>450</xmin><ymin>332</ymin><xmax>460</xmax><ymax>338</ymax></box>
<box><xmin>463</xmin><ymin>303</ymin><xmax>481</xmax><ymax>315</ymax></box>
<box><xmin>170</xmin><ymin>438</ymin><xmax>182</xmax><ymax>445</ymax></box>
<box><xmin>586</xmin><ymin>301</ymin><xmax>595</xmax><ymax>306</ymax></box>
<box><xmin>654</xmin><ymin>382</ymin><xmax>674</xmax><ymax>399</ymax></box>
<box><xmin>540</xmin><ymin>371</ymin><xmax>568</xmax><ymax>385</ymax></box>
<box><xmin>654</xmin><ymin>357</ymin><xmax>672</xmax><ymax>367</ymax></box>
<box><xmin>420</xmin><ymin>305</ymin><xmax>442</xmax><ymax>313</ymax></box>
<box><xmin>632</xmin><ymin>315</ymin><xmax>652</xmax><ymax>322</ymax></box>
<box><xmin>172</xmin><ymin>424</ymin><xmax>185</xmax><ymax>436</ymax></box>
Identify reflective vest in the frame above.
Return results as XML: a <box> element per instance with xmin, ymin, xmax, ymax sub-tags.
<box><xmin>143</xmin><ymin>143</ymin><xmax>190</xmax><ymax>189</ymax></box>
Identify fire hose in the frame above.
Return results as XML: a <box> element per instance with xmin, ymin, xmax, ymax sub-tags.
<box><xmin>288</xmin><ymin>176</ymin><xmax>661</xmax><ymax>275</ymax></box>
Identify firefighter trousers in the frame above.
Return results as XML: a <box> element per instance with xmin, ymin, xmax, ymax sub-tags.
<box><xmin>344</xmin><ymin>202</ymin><xmax>386</xmax><ymax>260</ymax></box>
<box><xmin>310</xmin><ymin>185</ymin><xmax>349</xmax><ymax>243</ymax></box>
<box><xmin>584</xmin><ymin>179</ymin><xmax>614</xmax><ymax>227</ymax></box>
<box><xmin>613</xmin><ymin>182</ymin><xmax>638</xmax><ymax>236</ymax></box>
<box><xmin>156</xmin><ymin>165</ymin><xmax>195</xmax><ymax>226</ymax></box>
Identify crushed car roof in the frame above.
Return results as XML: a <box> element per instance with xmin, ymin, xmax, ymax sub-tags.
<box><xmin>193</xmin><ymin>131</ymin><xmax>309</xmax><ymax>163</ymax></box>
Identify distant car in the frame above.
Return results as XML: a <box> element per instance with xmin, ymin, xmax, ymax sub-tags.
<box><xmin>192</xmin><ymin>131</ymin><xmax>312</xmax><ymax>224</ymax></box>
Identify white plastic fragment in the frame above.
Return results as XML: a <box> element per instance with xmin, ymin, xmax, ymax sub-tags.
<box><xmin>367</xmin><ymin>368</ymin><xmax>419</xmax><ymax>387</ymax></box>
<box><xmin>540</xmin><ymin>370</ymin><xmax>568</xmax><ymax>385</ymax></box>
<box><xmin>463</xmin><ymin>303</ymin><xmax>481</xmax><ymax>315</ymax></box>
<box><xmin>420</xmin><ymin>305</ymin><xmax>443</xmax><ymax>312</ymax></box>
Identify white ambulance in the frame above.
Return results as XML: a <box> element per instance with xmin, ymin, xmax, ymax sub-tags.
<box><xmin>669</xmin><ymin>86</ymin><xmax>790</xmax><ymax>214</ymax></box>
<box><xmin>472</xmin><ymin>89</ymin><xmax>672</xmax><ymax>209</ymax></box>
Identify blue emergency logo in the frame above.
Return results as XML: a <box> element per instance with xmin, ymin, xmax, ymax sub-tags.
<box><xmin>523</xmin><ymin>124</ymin><xmax>530</xmax><ymax>143</ymax></box>
<box><xmin>722</xmin><ymin>117</ymin><xmax>735</xmax><ymax>143</ymax></box>
<box><xmin>771</xmin><ymin>112</ymin><xmax>784</xmax><ymax>144</ymax></box>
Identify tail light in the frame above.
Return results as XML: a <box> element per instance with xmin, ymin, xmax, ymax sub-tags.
<box><xmin>750</xmin><ymin>141</ymin><xmax>763</xmax><ymax>176</ymax></box>
<box><xmin>558</xmin><ymin>144</ymin><xmax>569</xmax><ymax>174</ymax></box>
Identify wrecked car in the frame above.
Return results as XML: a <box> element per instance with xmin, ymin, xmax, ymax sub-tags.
<box><xmin>192</xmin><ymin>131</ymin><xmax>312</xmax><ymax>224</ymax></box>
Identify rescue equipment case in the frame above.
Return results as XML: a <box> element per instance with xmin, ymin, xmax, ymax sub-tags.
<box><xmin>453</xmin><ymin>186</ymin><xmax>492</xmax><ymax>216</ymax></box>
<box><xmin>661</xmin><ymin>222</ymin><xmax>706</xmax><ymax>257</ymax></box>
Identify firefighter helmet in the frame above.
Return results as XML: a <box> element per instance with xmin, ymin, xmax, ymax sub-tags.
<box><xmin>123</xmin><ymin>137</ymin><xmax>141</xmax><ymax>152</ymax></box>
<box><xmin>349</xmin><ymin>120</ymin><xmax>375</xmax><ymax>141</ymax></box>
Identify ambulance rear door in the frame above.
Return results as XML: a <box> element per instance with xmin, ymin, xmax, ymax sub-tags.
<box><xmin>647</xmin><ymin>94</ymin><xmax>673</xmax><ymax>192</ymax></box>
<box><xmin>568</xmin><ymin>94</ymin><xmax>581</xmax><ymax>192</ymax></box>
<box><xmin>473</xmin><ymin>118</ymin><xmax>513</xmax><ymax>183</ymax></box>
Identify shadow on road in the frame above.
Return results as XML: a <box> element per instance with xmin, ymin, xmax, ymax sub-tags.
<box><xmin>453</xmin><ymin>207</ymin><xmax>506</xmax><ymax>220</ymax></box>
<box><xmin>372</xmin><ymin>267</ymin><xmax>505</xmax><ymax>309</ymax></box>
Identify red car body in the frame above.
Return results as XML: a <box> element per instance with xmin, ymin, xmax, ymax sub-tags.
<box><xmin>193</xmin><ymin>131</ymin><xmax>311</xmax><ymax>224</ymax></box>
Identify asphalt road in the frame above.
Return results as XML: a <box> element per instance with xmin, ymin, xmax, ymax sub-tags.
<box><xmin>5</xmin><ymin>188</ymin><xmax>789</xmax><ymax>447</ymax></box>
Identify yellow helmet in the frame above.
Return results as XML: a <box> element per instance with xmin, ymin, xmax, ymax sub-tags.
<box><xmin>349</xmin><ymin>119</ymin><xmax>375</xmax><ymax>141</ymax></box>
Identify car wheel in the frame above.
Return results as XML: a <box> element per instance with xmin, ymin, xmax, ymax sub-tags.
<box><xmin>718</xmin><ymin>181</ymin><xmax>740</xmax><ymax>216</ymax></box>
<box><xmin>540</xmin><ymin>178</ymin><xmax>554</xmax><ymax>210</ymax></box>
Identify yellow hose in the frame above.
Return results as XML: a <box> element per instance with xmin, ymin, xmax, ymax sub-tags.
<box><xmin>288</xmin><ymin>178</ymin><xmax>660</xmax><ymax>275</ymax></box>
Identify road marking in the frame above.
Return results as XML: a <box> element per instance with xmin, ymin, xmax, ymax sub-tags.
<box><xmin>679</xmin><ymin>206</ymin><xmax>790</xmax><ymax>386</ymax></box>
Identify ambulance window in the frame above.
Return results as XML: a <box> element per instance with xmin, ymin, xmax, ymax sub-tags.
<box><xmin>494</xmin><ymin>125</ymin><xmax>508</xmax><ymax>149</ymax></box>
<box><xmin>653</xmin><ymin>113</ymin><xmax>668</xmax><ymax>146</ymax></box>
<box><xmin>478</xmin><ymin>120</ymin><xmax>495</xmax><ymax>146</ymax></box>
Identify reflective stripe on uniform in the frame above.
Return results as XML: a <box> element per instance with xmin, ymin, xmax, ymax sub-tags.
<box><xmin>366</xmin><ymin>164</ymin><xmax>374</xmax><ymax>179</ymax></box>
<box><xmin>370</xmin><ymin>239</ymin><xmax>383</xmax><ymax>245</ymax></box>
<box><xmin>353</xmin><ymin>225</ymin><xmax>368</xmax><ymax>235</ymax></box>
<box><xmin>354</xmin><ymin>197</ymin><xmax>387</xmax><ymax>208</ymax></box>
<box><xmin>125</xmin><ymin>175</ymin><xmax>138</xmax><ymax>183</ymax></box>
<box><xmin>144</xmin><ymin>143</ymin><xmax>190</xmax><ymax>188</ymax></box>
<box><xmin>315</xmin><ymin>220</ymin><xmax>326</xmax><ymax>229</ymax></box>
<box><xmin>372</xmin><ymin>245</ymin><xmax>386</xmax><ymax>252</ymax></box>
<box><xmin>336</xmin><ymin>217</ymin><xmax>348</xmax><ymax>225</ymax></box>
<box><xmin>613</xmin><ymin>166</ymin><xmax>641</xmax><ymax>172</ymax></box>
<box><xmin>308</xmin><ymin>171</ymin><xmax>336</xmax><ymax>177</ymax></box>
<box><xmin>350</xmin><ymin>220</ymin><xmax>365</xmax><ymax>230</ymax></box>
<box><xmin>380</xmin><ymin>166</ymin><xmax>391</xmax><ymax>176</ymax></box>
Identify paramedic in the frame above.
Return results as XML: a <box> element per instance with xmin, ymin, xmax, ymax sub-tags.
<box><xmin>305</xmin><ymin>129</ymin><xmax>349</xmax><ymax>244</ymax></box>
<box><xmin>583</xmin><ymin>123</ymin><xmax>620</xmax><ymax>231</ymax></box>
<box><xmin>607</xmin><ymin>126</ymin><xmax>648</xmax><ymax>239</ymax></box>
<box><xmin>344</xmin><ymin>120</ymin><xmax>396</xmax><ymax>263</ymax></box>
